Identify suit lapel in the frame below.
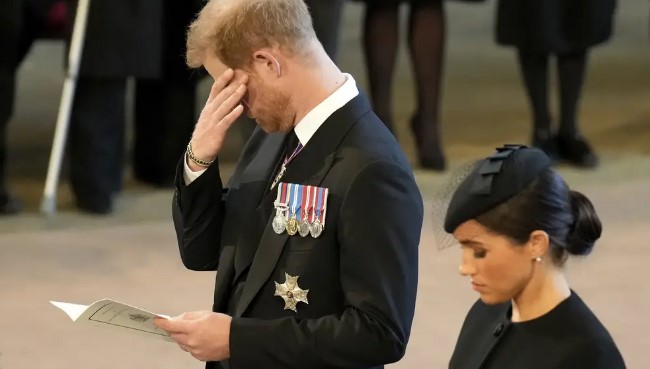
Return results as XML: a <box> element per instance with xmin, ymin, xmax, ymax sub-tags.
<box><xmin>212</xmin><ymin>246</ymin><xmax>236</xmax><ymax>312</ymax></box>
<box><xmin>234</xmin><ymin>131</ymin><xmax>290</xmax><ymax>203</ymax></box>
<box><xmin>234</xmin><ymin>94</ymin><xmax>372</xmax><ymax>317</ymax></box>
<box><xmin>231</xmin><ymin>131</ymin><xmax>290</xmax><ymax>282</ymax></box>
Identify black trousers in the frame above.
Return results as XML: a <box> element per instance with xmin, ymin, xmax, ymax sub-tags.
<box><xmin>0</xmin><ymin>66</ymin><xmax>16</xmax><ymax>195</ymax></box>
<box><xmin>68</xmin><ymin>77</ymin><xmax>126</xmax><ymax>208</ymax></box>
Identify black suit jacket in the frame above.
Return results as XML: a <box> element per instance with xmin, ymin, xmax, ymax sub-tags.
<box><xmin>449</xmin><ymin>291</ymin><xmax>626</xmax><ymax>369</ymax></box>
<box><xmin>172</xmin><ymin>94</ymin><xmax>423</xmax><ymax>369</ymax></box>
<box><xmin>0</xmin><ymin>0</ymin><xmax>21</xmax><ymax>69</ymax></box>
<box><xmin>67</xmin><ymin>0</ymin><xmax>164</xmax><ymax>78</ymax></box>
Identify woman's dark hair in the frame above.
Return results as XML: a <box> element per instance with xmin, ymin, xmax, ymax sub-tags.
<box><xmin>475</xmin><ymin>169</ymin><xmax>602</xmax><ymax>265</ymax></box>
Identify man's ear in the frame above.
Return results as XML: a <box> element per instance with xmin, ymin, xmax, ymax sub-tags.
<box><xmin>252</xmin><ymin>50</ymin><xmax>282</xmax><ymax>78</ymax></box>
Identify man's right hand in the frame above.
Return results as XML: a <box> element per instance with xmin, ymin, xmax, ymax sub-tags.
<box><xmin>188</xmin><ymin>69</ymin><xmax>248</xmax><ymax>171</ymax></box>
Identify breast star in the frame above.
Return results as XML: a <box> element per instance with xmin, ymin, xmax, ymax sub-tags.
<box><xmin>274</xmin><ymin>273</ymin><xmax>309</xmax><ymax>312</ymax></box>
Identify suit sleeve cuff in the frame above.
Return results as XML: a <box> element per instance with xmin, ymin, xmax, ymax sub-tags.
<box><xmin>183</xmin><ymin>154</ymin><xmax>207</xmax><ymax>185</ymax></box>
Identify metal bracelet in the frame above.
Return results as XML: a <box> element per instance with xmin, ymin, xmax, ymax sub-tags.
<box><xmin>187</xmin><ymin>141</ymin><xmax>214</xmax><ymax>167</ymax></box>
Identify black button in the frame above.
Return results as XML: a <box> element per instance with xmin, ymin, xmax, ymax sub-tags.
<box><xmin>493</xmin><ymin>323</ymin><xmax>504</xmax><ymax>337</ymax></box>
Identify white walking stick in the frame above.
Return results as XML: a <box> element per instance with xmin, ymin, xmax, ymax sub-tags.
<box><xmin>40</xmin><ymin>0</ymin><xmax>91</xmax><ymax>215</ymax></box>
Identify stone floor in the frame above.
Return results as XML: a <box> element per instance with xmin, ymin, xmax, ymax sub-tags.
<box><xmin>1</xmin><ymin>1</ymin><xmax>649</xmax><ymax>368</ymax></box>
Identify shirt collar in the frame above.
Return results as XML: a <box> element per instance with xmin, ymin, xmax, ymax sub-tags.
<box><xmin>293</xmin><ymin>73</ymin><xmax>359</xmax><ymax>146</ymax></box>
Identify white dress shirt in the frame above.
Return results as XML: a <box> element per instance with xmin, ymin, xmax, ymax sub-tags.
<box><xmin>183</xmin><ymin>73</ymin><xmax>359</xmax><ymax>185</ymax></box>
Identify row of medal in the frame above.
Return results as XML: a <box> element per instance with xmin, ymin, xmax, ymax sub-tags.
<box><xmin>272</xmin><ymin>182</ymin><xmax>329</xmax><ymax>238</ymax></box>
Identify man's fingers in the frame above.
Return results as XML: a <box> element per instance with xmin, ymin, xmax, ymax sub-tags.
<box><xmin>180</xmin><ymin>311</ymin><xmax>206</xmax><ymax>320</ymax></box>
<box><xmin>217</xmin><ymin>105</ymin><xmax>245</xmax><ymax>133</ymax></box>
<box><xmin>207</xmin><ymin>73</ymin><xmax>248</xmax><ymax>109</ymax></box>
<box><xmin>169</xmin><ymin>332</ymin><xmax>190</xmax><ymax>345</ymax></box>
<box><xmin>153</xmin><ymin>316</ymin><xmax>189</xmax><ymax>334</ymax></box>
<box><xmin>213</xmin><ymin>84</ymin><xmax>246</xmax><ymax>121</ymax></box>
<box><xmin>207</xmin><ymin>71</ymin><xmax>246</xmax><ymax>107</ymax></box>
<box><xmin>153</xmin><ymin>317</ymin><xmax>170</xmax><ymax>330</ymax></box>
<box><xmin>207</xmin><ymin>68</ymin><xmax>235</xmax><ymax>104</ymax></box>
<box><xmin>207</xmin><ymin>82</ymin><xmax>243</xmax><ymax>114</ymax></box>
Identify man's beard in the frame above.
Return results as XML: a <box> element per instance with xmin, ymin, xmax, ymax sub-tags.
<box><xmin>254</xmin><ymin>87</ymin><xmax>293</xmax><ymax>133</ymax></box>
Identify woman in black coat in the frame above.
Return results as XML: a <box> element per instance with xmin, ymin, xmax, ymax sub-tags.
<box><xmin>440</xmin><ymin>144</ymin><xmax>626</xmax><ymax>369</ymax></box>
<box><xmin>496</xmin><ymin>0</ymin><xmax>617</xmax><ymax>168</ymax></box>
<box><xmin>352</xmin><ymin>0</ymin><xmax>448</xmax><ymax>171</ymax></box>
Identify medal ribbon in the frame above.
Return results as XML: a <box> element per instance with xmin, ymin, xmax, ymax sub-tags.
<box><xmin>274</xmin><ymin>182</ymin><xmax>282</xmax><ymax>205</ymax></box>
<box><xmin>321</xmin><ymin>188</ymin><xmax>329</xmax><ymax>227</ymax></box>
<box><xmin>276</xmin><ymin>182</ymin><xmax>288</xmax><ymax>208</ymax></box>
<box><xmin>291</xmin><ymin>183</ymin><xmax>300</xmax><ymax>218</ymax></box>
<box><xmin>315</xmin><ymin>187</ymin><xmax>323</xmax><ymax>222</ymax></box>
<box><xmin>281</xmin><ymin>182</ymin><xmax>288</xmax><ymax>206</ymax></box>
<box><xmin>309</xmin><ymin>187</ymin><xmax>318</xmax><ymax>224</ymax></box>
<box><xmin>285</xmin><ymin>183</ymin><xmax>293</xmax><ymax>218</ymax></box>
<box><xmin>301</xmin><ymin>185</ymin><xmax>310</xmax><ymax>222</ymax></box>
<box><xmin>283</xmin><ymin>139</ymin><xmax>304</xmax><ymax>167</ymax></box>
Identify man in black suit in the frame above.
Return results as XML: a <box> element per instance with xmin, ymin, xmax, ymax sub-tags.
<box><xmin>155</xmin><ymin>1</ymin><xmax>423</xmax><ymax>368</ymax></box>
<box><xmin>66</xmin><ymin>0</ymin><xmax>163</xmax><ymax>213</ymax></box>
<box><xmin>0</xmin><ymin>0</ymin><xmax>23</xmax><ymax>215</ymax></box>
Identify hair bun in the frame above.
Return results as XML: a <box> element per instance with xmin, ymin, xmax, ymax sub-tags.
<box><xmin>565</xmin><ymin>190</ymin><xmax>602</xmax><ymax>256</ymax></box>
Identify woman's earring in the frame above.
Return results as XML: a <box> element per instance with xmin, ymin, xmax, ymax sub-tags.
<box><xmin>535</xmin><ymin>257</ymin><xmax>542</xmax><ymax>263</ymax></box>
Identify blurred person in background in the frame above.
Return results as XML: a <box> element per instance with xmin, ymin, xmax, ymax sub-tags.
<box><xmin>0</xmin><ymin>0</ymin><xmax>24</xmax><ymax>215</ymax></box>
<box><xmin>496</xmin><ymin>0</ymin><xmax>617</xmax><ymax>168</ymax></box>
<box><xmin>351</xmin><ymin>0</ymin><xmax>470</xmax><ymax>172</ymax></box>
<box><xmin>0</xmin><ymin>0</ymin><xmax>64</xmax><ymax>215</ymax></box>
<box><xmin>65</xmin><ymin>0</ymin><xmax>163</xmax><ymax>214</ymax></box>
<box><xmin>132</xmin><ymin>0</ymin><xmax>205</xmax><ymax>188</ymax></box>
<box><xmin>305</xmin><ymin>0</ymin><xmax>344</xmax><ymax>61</ymax></box>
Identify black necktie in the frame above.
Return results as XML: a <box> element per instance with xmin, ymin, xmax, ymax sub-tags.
<box><xmin>285</xmin><ymin>131</ymin><xmax>300</xmax><ymax>158</ymax></box>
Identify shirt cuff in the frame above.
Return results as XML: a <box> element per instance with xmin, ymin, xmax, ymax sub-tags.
<box><xmin>183</xmin><ymin>154</ymin><xmax>207</xmax><ymax>185</ymax></box>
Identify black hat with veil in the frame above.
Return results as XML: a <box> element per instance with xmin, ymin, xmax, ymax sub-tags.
<box><xmin>431</xmin><ymin>144</ymin><xmax>553</xmax><ymax>250</ymax></box>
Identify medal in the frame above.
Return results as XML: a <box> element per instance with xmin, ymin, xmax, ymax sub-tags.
<box><xmin>310</xmin><ymin>218</ymin><xmax>323</xmax><ymax>238</ymax></box>
<box><xmin>286</xmin><ymin>183</ymin><xmax>300</xmax><ymax>236</ymax></box>
<box><xmin>273</xmin><ymin>212</ymin><xmax>287</xmax><ymax>235</ymax></box>
<box><xmin>287</xmin><ymin>215</ymin><xmax>299</xmax><ymax>236</ymax></box>
<box><xmin>274</xmin><ymin>273</ymin><xmax>309</xmax><ymax>312</ymax></box>
<box><xmin>298</xmin><ymin>185</ymin><xmax>312</xmax><ymax>237</ymax></box>
<box><xmin>270</xmin><ymin>165</ymin><xmax>286</xmax><ymax>192</ymax></box>
<box><xmin>310</xmin><ymin>187</ymin><xmax>328</xmax><ymax>238</ymax></box>
<box><xmin>272</xmin><ymin>183</ymin><xmax>289</xmax><ymax>234</ymax></box>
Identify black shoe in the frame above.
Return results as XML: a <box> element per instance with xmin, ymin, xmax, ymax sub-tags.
<box><xmin>411</xmin><ymin>114</ymin><xmax>446</xmax><ymax>171</ymax></box>
<box><xmin>76</xmin><ymin>197</ymin><xmax>114</xmax><ymax>215</ymax></box>
<box><xmin>556</xmin><ymin>134</ymin><xmax>599</xmax><ymax>168</ymax></box>
<box><xmin>0</xmin><ymin>193</ymin><xmax>22</xmax><ymax>216</ymax></box>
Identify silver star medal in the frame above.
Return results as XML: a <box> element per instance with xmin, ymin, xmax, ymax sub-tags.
<box><xmin>274</xmin><ymin>273</ymin><xmax>309</xmax><ymax>312</ymax></box>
